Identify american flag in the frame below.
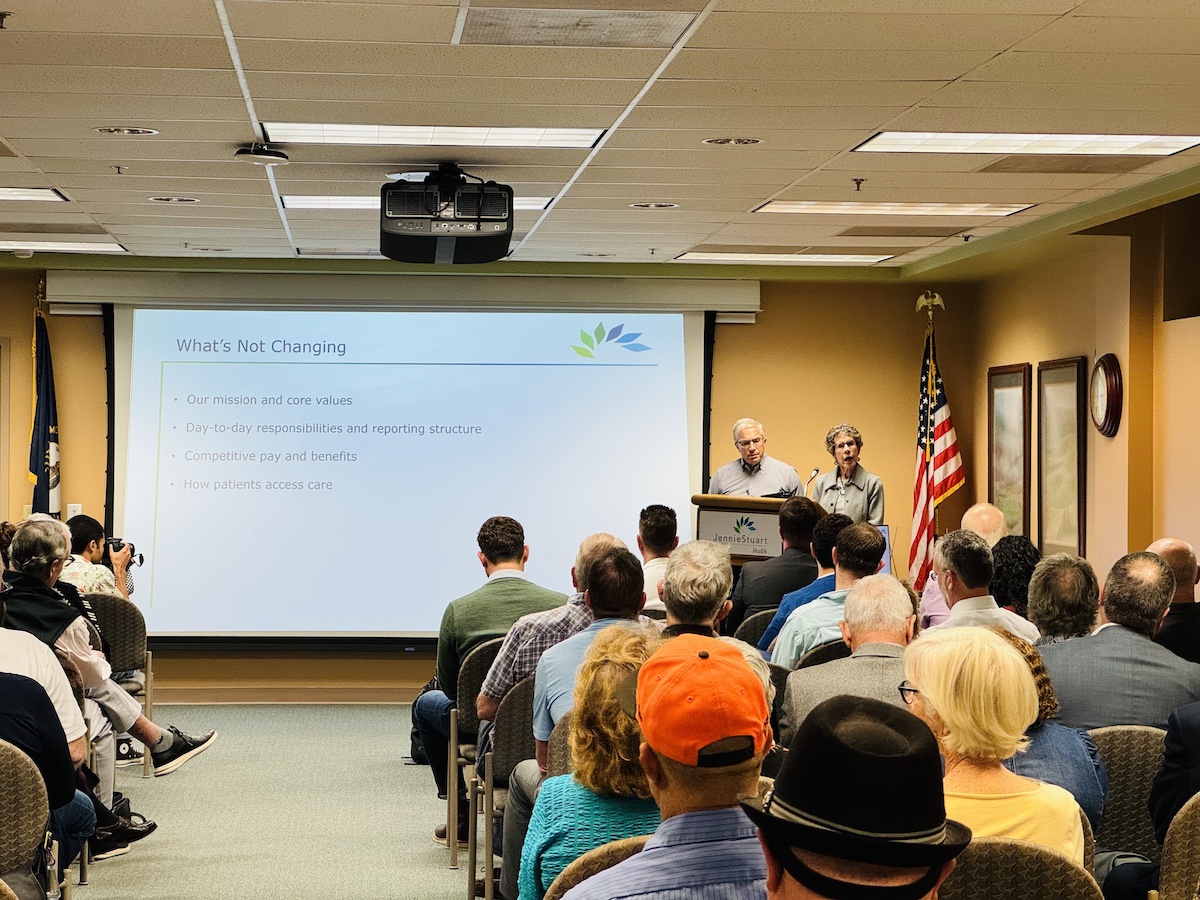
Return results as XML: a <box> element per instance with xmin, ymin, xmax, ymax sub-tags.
<box><xmin>909</xmin><ymin>326</ymin><xmax>964</xmax><ymax>590</ymax></box>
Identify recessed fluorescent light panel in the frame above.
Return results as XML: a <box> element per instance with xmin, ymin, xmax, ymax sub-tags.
<box><xmin>282</xmin><ymin>196</ymin><xmax>552</xmax><ymax>210</ymax></box>
<box><xmin>263</xmin><ymin>123</ymin><xmax>604</xmax><ymax>148</ymax></box>
<box><xmin>676</xmin><ymin>252</ymin><xmax>893</xmax><ymax>264</ymax></box>
<box><xmin>0</xmin><ymin>241</ymin><xmax>125</xmax><ymax>253</ymax></box>
<box><xmin>757</xmin><ymin>201</ymin><xmax>1031</xmax><ymax>217</ymax></box>
<box><xmin>856</xmin><ymin>132</ymin><xmax>1200</xmax><ymax>156</ymax></box>
<box><xmin>0</xmin><ymin>188</ymin><xmax>67</xmax><ymax>201</ymax></box>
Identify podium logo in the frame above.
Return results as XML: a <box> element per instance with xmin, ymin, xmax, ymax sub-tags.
<box><xmin>571</xmin><ymin>322</ymin><xmax>651</xmax><ymax>360</ymax></box>
<box><xmin>734</xmin><ymin>516</ymin><xmax>756</xmax><ymax>534</ymax></box>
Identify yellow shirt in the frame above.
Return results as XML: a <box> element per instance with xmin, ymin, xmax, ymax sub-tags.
<box><xmin>944</xmin><ymin>781</ymin><xmax>1085</xmax><ymax>866</ymax></box>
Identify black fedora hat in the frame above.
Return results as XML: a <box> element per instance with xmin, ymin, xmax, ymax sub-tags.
<box><xmin>741</xmin><ymin>694</ymin><xmax>970</xmax><ymax>869</ymax></box>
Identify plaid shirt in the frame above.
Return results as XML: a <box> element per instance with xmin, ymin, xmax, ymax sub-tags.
<box><xmin>479</xmin><ymin>593</ymin><xmax>592</xmax><ymax>702</ymax></box>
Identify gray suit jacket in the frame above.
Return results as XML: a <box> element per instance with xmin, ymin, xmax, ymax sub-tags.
<box><xmin>778</xmin><ymin>642</ymin><xmax>908</xmax><ymax>746</ymax></box>
<box><xmin>1039</xmin><ymin>625</ymin><xmax>1200</xmax><ymax>730</ymax></box>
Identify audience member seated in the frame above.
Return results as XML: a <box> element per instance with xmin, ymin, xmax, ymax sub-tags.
<box><xmin>743</xmin><ymin>695</ymin><xmax>970</xmax><ymax>900</ymax></box>
<box><xmin>919</xmin><ymin>502</ymin><xmax>1008</xmax><ymax>629</ymax></box>
<box><xmin>499</xmin><ymin>548</ymin><xmax>646</xmax><ymax>898</ymax></box>
<box><xmin>517</xmin><ymin>627</ymin><xmax>663</xmax><ymax>900</ymax></box>
<box><xmin>757</xmin><ymin>514</ymin><xmax>851</xmax><ymax>655</ymax></box>
<box><xmin>2</xmin><ymin>518</ymin><xmax>216</xmax><ymax>785</ymax></box>
<box><xmin>1026</xmin><ymin>554</ymin><xmax>1099</xmax><ymax>646</ymax></box>
<box><xmin>771</xmin><ymin>523</ymin><xmax>886</xmax><ymax>669</ymax></box>
<box><xmin>991</xmin><ymin>535</ymin><xmax>1041</xmax><ymax>619</ymax></box>
<box><xmin>477</xmin><ymin>533</ymin><xmax>626</xmax><ymax>726</ymax></box>
<box><xmin>635</xmin><ymin>506</ymin><xmax>677</xmax><ymax>612</ymax></box>
<box><xmin>777</xmin><ymin>573</ymin><xmax>914</xmax><ymax>745</ymax></box>
<box><xmin>561</xmin><ymin>634</ymin><xmax>772</xmax><ymax>900</ymax></box>
<box><xmin>413</xmin><ymin>515</ymin><xmax>566</xmax><ymax>845</ymax></box>
<box><xmin>903</xmin><ymin>627</ymin><xmax>1086</xmax><ymax>865</ymax></box>
<box><xmin>725</xmin><ymin>497</ymin><xmax>823</xmax><ymax>634</ymax></box>
<box><xmin>991</xmin><ymin>627</ymin><xmax>1108</xmax><ymax>831</ymax></box>
<box><xmin>1149</xmin><ymin>538</ymin><xmax>1200</xmax><ymax>664</ymax></box>
<box><xmin>1040</xmin><ymin>551</ymin><xmax>1200</xmax><ymax>730</ymax></box>
<box><xmin>58</xmin><ymin>514</ymin><xmax>130</xmax><ymax>600</ymax></box>
<box><xmin>924</xmin><ymin>530</ymin><xmax>1039</xmax><ymax>641</ymax></box>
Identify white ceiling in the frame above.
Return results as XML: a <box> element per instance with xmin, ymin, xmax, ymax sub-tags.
<box><xmin>2</xmin><ymin>0</ymin><xmax>1200</xmax><ymax>268</ymax></box>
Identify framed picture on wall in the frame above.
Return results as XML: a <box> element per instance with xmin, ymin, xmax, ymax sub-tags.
<box><xmin>1037</xmin><ymin>356</ymin><xmax>1088</xmax><ymax>557</ymax></box>
<box><xmin>988</xmin><ymin>363</ymin><xmax>1031</xmax><ymax>537</ymax></box>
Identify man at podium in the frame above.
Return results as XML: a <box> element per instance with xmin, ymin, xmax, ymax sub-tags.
<box><xmin>709</xmin><ymin>417</ymin><xmax>800</xmax><ymax>498</ymax></box>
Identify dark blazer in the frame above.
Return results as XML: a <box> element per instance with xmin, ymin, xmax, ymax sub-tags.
<box><xmin>1040</xmin><ymin>625</ymin><xmax>1200</xmax><ymax>730</ymax></box>
<box><xmin>1155</xmin><ymin>603</ymin><xmax>1200</xmax><ymax>665</ymax></box>
<box><xmin>726</xmin><ymin>547</ymin><xmax>818</xmax><ymax>633</ymax></box>
<box><xmin>1150</xmin><ymin>700</ymin><xmax>1200</xmax><ymax>844</ymax></box>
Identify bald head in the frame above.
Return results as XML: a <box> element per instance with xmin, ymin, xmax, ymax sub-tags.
<box><xmin>960</xmin><ymin>503</ymin><xmax>1008</xmax><ymax>548</ymax></box>
<box><xmin>1147</xmin><ymin>538</ymin><xmax>1199</xmax><ymax>604</ymax></box>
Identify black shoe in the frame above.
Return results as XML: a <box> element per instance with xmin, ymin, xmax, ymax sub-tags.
<box><xmin>432</xmin><ymin>821</ymin><xmax>469</xmax><ymax>847</ymax></box>
<box><xmin>90</xmin><ymin>828</ymin><xmax>130</xmax><ymax>860</ymax></box>
<box><xmin>94</xmin><ymin>816</ymin><xmax>157</xmax><ymax>849</ymax></box>
<box><xmin>151</xmin><ymin>726</ymin><xmax>218</xmax><ymax>776</ymax></box>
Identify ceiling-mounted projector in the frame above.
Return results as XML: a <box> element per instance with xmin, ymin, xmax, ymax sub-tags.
<box><xmin>380</xmin><ymin>163</ymin><xmax>514</xmax><ymax>264</ymax></box>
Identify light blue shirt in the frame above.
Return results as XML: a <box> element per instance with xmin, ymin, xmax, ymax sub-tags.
<box><xmin>532</xmin><ymin>617</ymin><xmax>633</xmax><ymax>740</ymax></box>
<box><xmin>770</xmin><ymin>588</ymin><xmax>850</xmax><ymax>669</ymax></box>
<box><xmin>561</xmin><ymin>806</ymin><xmax>765</xmax><ymax>900</ymax></box>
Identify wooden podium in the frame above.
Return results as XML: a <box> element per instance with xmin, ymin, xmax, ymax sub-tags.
<box><xmin>692</xmin><ymin>494</ymin><xmax>784</xmax><ymax>566</ymax></box>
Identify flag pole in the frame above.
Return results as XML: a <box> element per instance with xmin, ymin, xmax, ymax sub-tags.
<box><xmin>915</xmin><ymin>291</ymin><xmax>944</xmax><ymax>538</ymax></box>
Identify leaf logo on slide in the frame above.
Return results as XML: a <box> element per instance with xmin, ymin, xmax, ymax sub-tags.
<box><xmin>733</xmin><ymin>516</ymin><xmax>756</xmax><ymax>534</ymax></box>
<box><xmin>571</xmin><ymin>322</ymin><xmax>651</xmax><ymax>359</ymax></box>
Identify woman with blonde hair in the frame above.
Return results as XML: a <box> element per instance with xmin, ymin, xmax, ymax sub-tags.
<box><xmin>517</xmin><ymin>625</ymin><xmax>664</xmax><ymax>900</ymax></box>
<box><xmin>902</xmin><ymin>627</ymin><xmax>1085</xmax><ymax>864</ymax></box>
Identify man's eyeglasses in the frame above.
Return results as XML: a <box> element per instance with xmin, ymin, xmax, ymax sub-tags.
<box><xmin>897</xmin><ymin>680</ymin><xmax>921</xmax><ymax>705</ymax></box>
<box><xmin>735</xmin><ymin>437</ymin><xmax>764</xmax><ymax>449</ymax></box>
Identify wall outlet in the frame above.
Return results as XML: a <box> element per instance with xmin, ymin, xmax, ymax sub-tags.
<box><xmin>67</xmin><ymin>504</ymin><xmax>82</xmax><ymax>519</ymax></box>
<box><xmin>21</xmin><ymin>504</ymin><xmax>32</xmax><ymax>518</ymax></box>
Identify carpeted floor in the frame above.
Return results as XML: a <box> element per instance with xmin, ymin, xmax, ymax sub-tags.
<box><xmin>83</xmin><ymin>704</ymin><xmax>476</xmax><ymax>900</ymax></box>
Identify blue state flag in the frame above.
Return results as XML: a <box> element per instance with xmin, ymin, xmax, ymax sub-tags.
<box><xmin>29</xmin><ymin>305</ymin><xmax>61</xmax><ymax>516</ymax></box>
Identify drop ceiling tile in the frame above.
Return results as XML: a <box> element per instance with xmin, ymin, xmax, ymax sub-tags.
<box><xmin>0</xmin><ymin>66</ymin><xmax>241</xmax><ymax>97</ymax></box>
<box><xmin>0</xmin><ymin>119</ymin><xmax>253</xmax><ymax>142</ymax></box>
<box><xmin>925</xmin><ymin>81</ymin><xmax>1200</xmax><ymax>112</ymax></box>
<box><xmin>1017</xmin><ymin>15</ymin><xmax>1200</xmax><ymax>53</ymax></box>
<box><xmin>719</xmin><ymin>0</ymin><xmax>1078</xmax><ymax>10</ymax></box>
<box><xmin>254</xmin><ymin>99</ymin><xmax>622</xmax><ymax>129</ymax></box>
<box><xmin>770</xmin><ymin>183</ymin><xmax>1062</xmax><ymax>203</ymax></box>
<box><xmin>664</xmin><ymin>49</ymin><xmax>997</xmax><ymax>82</ymax></box>
<box><xmin>798</xmin><ymin>170</ymin><xmax>1114</xmax><ymax>191</ymax></box>
<box><xmin>248</xmin><ymin>72</ymin><xmax>641</xmax><ymax>106</ymax></box>
<box><xmin>643</xmin><ymin>79</ymin><xmax>945</xmax><ymax>108</ymax></box>
<box><xmin>691</xmin><ymin>12</ymin><xmax>1056</xmax><ymax>51</ymax></box>
<box><xmin>100</xmin><ymin>212</ymin><xmax>284</xmax><ymax>226</ymax></box>
<box><xmin>605</xmin><ymin>128</ymin><xmax>864</xmax><ymax>152</ymax></box>
<box><xmin>552</xmin><ymin>197</ymin><xmax>755</xmax><ymax>214</ymax></box>
<box><xmin>73</xmin><ymin>191</ymin><xmax>278</xmax><ymax>208</ymax></box>
<box><xmin>589</xmin><ymin>148</ymin><xmax>831</xmax><ymax>170</ymax></box>
<box><xmin>0</xmin><ymin>94</ymin><xmax>250</xmax><ymax>122</ymax></box>
<box><xmin>967</xmin><ymin>51</ymin><xmax>1200</xmax><ymax>85</ymax></box>
<box><xmin>563</xmin><ymin>182</ymin><xmax>774</xmax><ymax>201</ymax></box>
<box><xmin>13</xmin><ymin>140</ymin><xmax>247</xmax><ymax>163</ymax></box>
<box><xmin>8</xmin><ymin>0</ymin><xmax>221</xmax><ymax>34</ymax></box>
<box><xmin>573</xmin><ymin>166</ymin><xmax>794</xmax><ymax>186</ymax></box>
<box><xmin>622</xmin><ymin>105</ymin><xmax>903</xmax><ymax>130</ymax></box>
<box><xmin>0</xmin><ymin>35</ymin><xmax>232</xmax><ymax>68</ymax></box>
<box><xmin>1074</xmin><ymin>0</ymin><xmax>1200</xmax><ymax>15</ymax></box>
<box><xmin>237</xmin><ymin>40</ymin><xmax>665</xmax><ymax>78</ymax></box>
<box><xmin>225</xmin><ymin>1</ymin><xmax>458</xmax><ymax>42</ymax></box>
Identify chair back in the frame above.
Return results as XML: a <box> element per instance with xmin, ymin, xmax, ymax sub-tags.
<box><xmin>546</xmin><ymin>710</ymin><xmax>573</xmax><ymax>778</ymax></box>
<box><xmin>86</xmin><ymin>593</ymin><xmax>147</xmax><ymax>673</ymax></box>
<box><xmin>0</xmin><ymin>739</ymin><xmax>49</xmax><ymax>874</ymax></box>
<box><xmin>939</xmin><ymin>836</ymin><xmax>1102</xmax><ymax>900</ymax></box>
<box><xmin>797</xmin><ymin>638</ymin><xmax>851</xmax><ymax>669</ymax></box>
<box><xmin>1158</xmin><ymin>790</ymin><xmax>1200</xmax><ymax>900</ymax></box>
<box><xmin>455</xmin><ymin>637</ymin><xmax>504</xmax><ymax>738</ymax></box>
<box><xmin>733</xmin><ymin>609</ymin><xmax>776</xmax><ymax>647</ymax></box>
<box><xmin>767</xmin><ymin>663</ymin><xmax>790</xmax><ymax>737</ymax></box>
<box><xmin>543</xmin><ymin>834</ymin><xmax>650</xmax><ymax>900</ymax></box>
<box><xmin>641</xmin><ymin>607</ymin><xmax>666</xmax><ymax>621</ymax></box>
<box><xmin>491</xmin><ymin>676</ymin><xmax>537</xmax><ymax>786</ymax></box>
<box><xmin>1088</xmin><ymin>725</ymin><xmax>1166</xmax><ymax>862</ymax></box>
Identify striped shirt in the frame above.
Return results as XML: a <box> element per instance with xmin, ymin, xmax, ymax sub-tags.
<box><xmin>561</xmin><ymin>806</ymin><xmax>766</xmax><ymax>900</ymax></box>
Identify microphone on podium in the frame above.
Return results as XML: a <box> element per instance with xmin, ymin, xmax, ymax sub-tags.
<box><xmin>803</xmin><ymin>467</ymin><xmax>820</xmax><ymax>498</ymax></box>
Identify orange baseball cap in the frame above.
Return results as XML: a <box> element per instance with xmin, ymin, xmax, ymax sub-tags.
<box><xmin>633</xmin><ymin>634</ymin><xmax>771</xmax><ymax>767</ymax></box>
